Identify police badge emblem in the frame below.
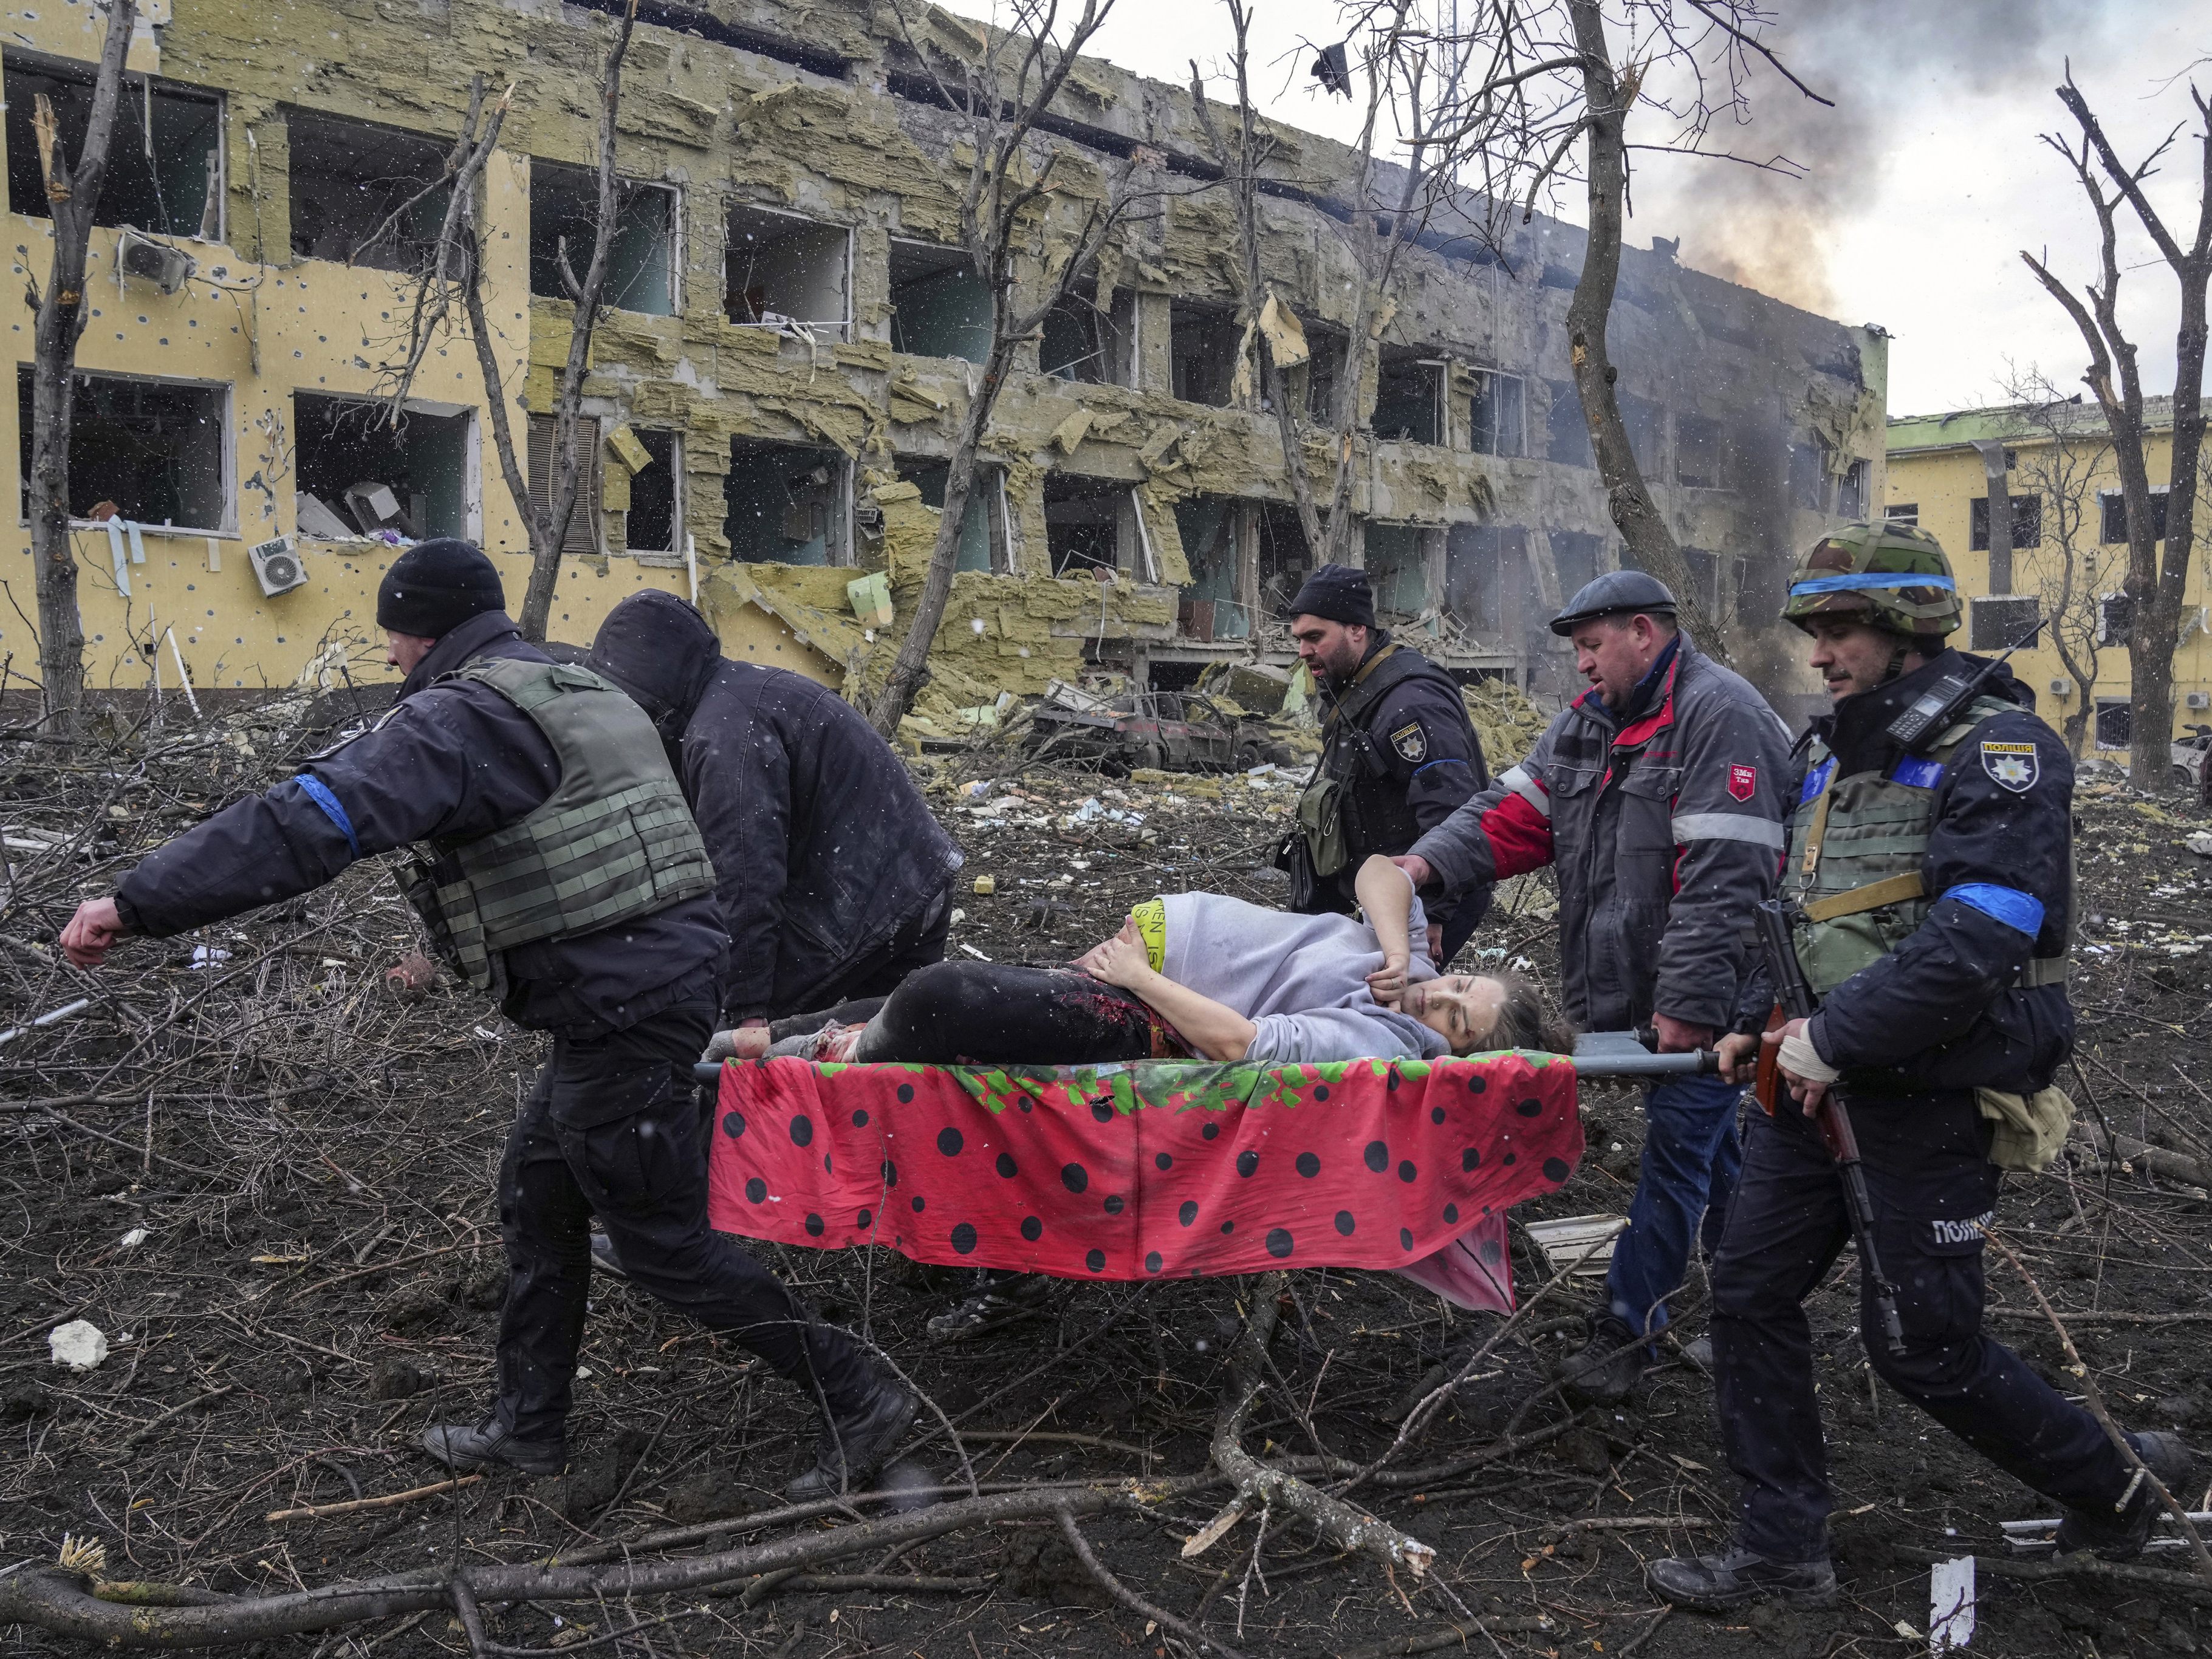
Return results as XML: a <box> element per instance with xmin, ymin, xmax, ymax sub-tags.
<box><xmin>1981</xmin><ymin>739</ymin><xmax>2038</xmax><ymax>793</ymax></box>
<box><xmin>1389</xmin><ymin>722</ymin><xmax>1428</xmax><ymax>763</ymax></box>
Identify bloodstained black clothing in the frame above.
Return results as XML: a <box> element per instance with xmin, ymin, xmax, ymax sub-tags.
<box><xmin>114</xmin><ymin>611</ymin><xmax>724</xmax><ymax>1036</ymax></box>
<box><xmin>1308</xmin><ymin>635</ymin><xmax>1490</xmax><ymax>957</ymax></box>
<box><xmin>779</xmin><ymin>961</ymin><xmax>1177</xmax><ymax>1066</ymax></box>
<box><xmin>589</xmin><ymin>592</ymin><xmax>963</xmax><ymax>1025</ymax></box>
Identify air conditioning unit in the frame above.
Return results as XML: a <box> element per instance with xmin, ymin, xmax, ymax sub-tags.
<box><xmin>247</xmin><ymin>535</ymin><xmax>308</xmax><ymax>597</ymax></box>
<box><xmin>116</xmin><ymin>228</ymin><xmax>195</xmax><ymax>296</ymax></box>
<box><xmin>2049</xmin><ymin>679</ymin><xmax>2072</xmax><ymax>697</ymax></box>
<box><xmin>2188</xmin><ymin>692</ymin><xmax>2211</xmax><ymax>711</ymax></box>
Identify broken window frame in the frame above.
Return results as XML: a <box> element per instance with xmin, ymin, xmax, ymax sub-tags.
<box><xmin>1364</xmin><ymin>521</ymin><xmax>1442</xmax><ymax>618</ymax></box>
<box><xmin>888</xmin><ymin>239</ymin><xmax>992</xmax><ymax>364</ymax></box>
<box><xmin>726</xmin><ymin>202</ymin><xmax>852</xmax><ymax>338</ymax></box>
<box><xmin>900</xmin><ymin>459</ymin><xmax>1010</xmax><ymax>574</ymax></box>
<box><xmin>2099</xmin><ymin>486</ymin><xmax>2171</xmax><ymax>546</ymax></box>
<box><xmin>1969</xmin><ymin>595</ymin><xmax>2041</xmax><ymax>652</ymax></box>
<box><xmin>1836</xmin><ymin>458</ymin><xmax>1868</xmax><ymax>519</ymax></box>
<box><xmin>1043</xmin><ymin>472</ymin><xmax>1145</xmax><ymax>580</ymax></box>
<box><xmin>1372</xmin><ymin>348</ymin><xmax>1445</xmax><ymax>447</ymax></box>
<box><xmin>18</xmin><ymin>365</ymin><xmax>233</xmax><ymax>535</ymax></box>
<box><xmin>1885</xmin><ymin>502</ymin><xmax>1920</xmax><ymax>525</ymax></box>
<box><xmin>1168</xmin><ymin>300</ymin><xmax>1242</xmax><ymax>409</ymax></box>
<box><xmin>1174</xmin><ymin>494</ymin><xmax>1253</xmax><ymax>641</ymax></box>
<box><xmin>2094</xmin><ymin>695</ymin><xmax>2131</xmax><ymax>751</ymax></box>
<box><xmin>527</xmin><ymin>412</ymin><xmax>605</xmax><ymax>558</ymax></box>
<box><xmin>1039</xmin><ymin>283</ymin><xmax>1134</xmax><ymax>387</ymax></box>
<box><xmin>1299</xmin><ymin>326</ymin><xmax>1349</xmax><ymax>424</ymax></box>
<box><xmin>618</xmin><ymin>429</ymin><xmax>682</xmax><ymax>558</ymax></box>
<box><xmin>4</xmin><ymin>52</ymin><xmax>226</xmax><ymax>242</ymax></box>
<box><xmin>292</xmin><ymin>391</ymin><xmax>480</xmax><ymax>545</ymax></box>
<box><xmin>1676</xmin><ymin>413</ymin><xmax>1730</xmax><ymax>491</ymax></box>
<box><xmin>1468</xmin><ymin>369</ymin><xmax>1526</xmax><ymax>458</ymax></box>
<box><xmin>286</xmin><ymin>107</ymin><xmax>463</xmax><ymax>274</ymax></box>
<box><xmin>528</xmin><ymin>159</ymin><xmax>681</xmax><ymax>318</ymax></box>
<box><xmin>1970</xmin><ymin>492</ymin><xmax>2044</xmax><ymax>552</ymax></box>
<box><xmin>725</xmin><ymin>437</ymin><xmax>851</xmax><ymax>567</ymax></box>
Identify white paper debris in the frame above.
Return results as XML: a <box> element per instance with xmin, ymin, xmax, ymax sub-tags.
<box><xmin>118</xmin><ymin>1228</ymin><xmax>148</xmax><ymax>1250</ymax></box>
<box><xmin>1930</xmin><ymin>1555</ymin><xmax>1975</xmax><ymax>1653</ymax></box>
<box><xmin>48</xmin><ymin>1319</ymin><xmax>109</xmax><ymax>1372</ymax></box>
<box><xmin>190</xmin><ymin>945</ymin><xmax>231</xmax><ymax>969</ymax></box>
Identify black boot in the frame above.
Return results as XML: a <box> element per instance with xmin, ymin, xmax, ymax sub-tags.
<box><xmin>2055</xmin><ymin>1432</ymin><xmax>2196</xmax><ymax>1561</ymax></box>
<box><xmin>1560</xmin><ymin>1312</ymin><xmax>1645</xmax><ymax>1404</ymax></box>
<box><xmin>787</xmin><ymin>1377</ymin><xmax>919</xmax><ymax>1502</ymax></box>
<box><xmin>421</xmin><ymin>1417</ymin><xmax>566</xmax><ymax>1477</ymax></box>
<box><xmin>1648</xmin><ymin>1544</ymin><xmax>1838</xmax><ymax>1612</ymax></box>
<box><xmin>587</xmin><ymin>1229</ymin><xmax>628</xmax><ymax>1281</ymax></box>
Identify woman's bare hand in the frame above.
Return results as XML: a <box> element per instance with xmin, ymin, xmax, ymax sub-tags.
<box><xmin>1074</xmin><ymin>914</ymin><xmax>1140</xmax><ymax>978</ymax></box>
<box><xmin>1085</xmin><ymin>923</ymin><xmax>1154</xmax><ymax>990</ymax></box>
<box><xmin>1365</xmin><ymin>951</ymin><xmax>1411</xmax><ymax>1008</ymax></box>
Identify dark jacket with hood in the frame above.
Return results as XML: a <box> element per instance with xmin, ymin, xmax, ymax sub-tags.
<box><xmin>1743</xmin><ymin>649</ymin><xmax>2075</xmax><ymax>1098</ymax></box>
<box><xmin>114</xmin><ymin>610</ymin><xmax>726</xmax><ymax>1035</ymax></box>
<box><xmin>588</xmin><ymin>591</ymin><xmax>964</xmax><ymax>1024</ymax></box>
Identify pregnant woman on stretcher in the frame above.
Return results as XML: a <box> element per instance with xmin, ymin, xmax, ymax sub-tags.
<box><xmin>715</xmin><ymin>856</ymin><xmax>1570</xmax><ymax>1068</ymax></box>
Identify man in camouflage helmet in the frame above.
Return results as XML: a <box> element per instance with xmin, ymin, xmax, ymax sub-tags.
<box><xmin>1650</xmin><ymin>523</ymin><xmax>2190</xmax><ymax>1613</ymax></box>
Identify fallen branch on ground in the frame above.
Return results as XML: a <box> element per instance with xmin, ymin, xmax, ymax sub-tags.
<box><xmin>265</xmin><ymin>1474</ymin><xmax>483</xmax><ymax>1523</ymax></box>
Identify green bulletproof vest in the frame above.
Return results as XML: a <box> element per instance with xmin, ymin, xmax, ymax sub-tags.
<box><xmin>397</xmin><ymin>656</ymin><xmax>716</xmax><ymax>996</ymax></box>
<box><xmin>1786</xmin><ymin>694</ymin><xmax>2069</xmax><ymax>996</ymax></box>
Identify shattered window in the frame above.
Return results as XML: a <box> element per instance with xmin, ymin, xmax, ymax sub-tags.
<box><xmin>1550</xmin><ymin>531</ymin><xmax>1602</xmax><ymax>597</ymax></box>
<box><xmin>293</xmin><ymin>393</ymin><xmax>473</xmax><ymax>542</ymax></box>
<box><xmin>902</xmin><ymin>460</ymin><xmax>1006</xmax><ymax>574</ymax></box>
<box><xmin>1446</xmin><ymin>524</ymin><xmax>1527</xmax><ymax>635</ymax></box>
<box><xmin>1970</xmin><ymin>493</ymin><xmax>2043</xmax><ymax>550</ymax></box>
<box><xmin>727</xmin><ymin>205</ymin><xmax>849</xmax><ymax>334</ymax></box>
<box><xmin>1039</xmin><ymin>286</ymin><xmax>1132</xmax><ymax>386</ymax></box>
<box><xmin>727</xmin><ymin>438</ymin><xmax>846</xmax><ymax>566</ymax></box>
<box><xmin>623</xmin><ymin>429</ymin><xmax>679</xmax><ymax>555</ymax></box>
<box><xmin>1365</xmin><ymin>522</ymin><xmax>1433</xmax><ymax>615</ymax></box>
<box><xmin>529</xmin><ymin>161</ymin><xmax>677</xmax><ymax>316</ymax></box>
<box><xmin>1970</xmin><ymin>595</ymin><xmax>2040</xmax><ymax>652</ymax></box>
<box><xmin>1043</xmin><ymin>473</ymin><xmax>1132</xmax><ymax>577</ymax></box>
<box><xmin>2100</xmin><ymin>488</ymin><xmax>2169</xmax><ymax>546</ymax></box>
<box><xmin>4</xmin><ymin>58</ymin><xmax>224</xmax><ymax>239</ymax></box>
<box><xmin>2095</xmin><ymin>696</ymin><xmax>2131</xmax><ymax>750</ymax></box>
<box><xmin>890</xmin><ymin>241</ymin><xmax>991</xmax><ymax>363</ymax></box>
<box><xmin>1169</xmin><ymin>302</ymin><xmax>1241</xmax><ymax>407</ymax></box>
<box><xmin>287</xmin><ymin>109</ymin><xmax>453</xmax><ymax>272</ymax></box>
<box><xmin>1373</xmin><ymin>349</ymin><xmax>1442</xmax><ymax>446</ymax></box>
<box><xmin>1837</xmin><ymin>459</ymin><xmax>1868</xmax><ymax>519</ymax></box>
<box><xmin>1545</xmin><ymin>381</ymin><xmax>1594</xmax><ymax>469</ymax></box>
<box><xmin>1470</xmin><ymin>372</ymin><xmax>1525</xmax><ymax>457</ymax></box>
<box><xmin>1788</xmin><ymin>440</ymin><xmax>1826</xmax><ymax>510</ymax></box>
<box><xmin>1174</xmin><ymin>496</ymin><xmax>1245</xmax><ymax>641</ymax></box>
<box><xmin>1676</xmin><ymin>414</ymin><xmax>1728</xmax><ymax>490</ymax></box>
<box><xmin>1255</xmin><ymin>502</ymin><xmax>1309</xmax><ymax>617</ymax></box>
<box><xmin>1885</xmin><ymin>502</ymin><xmax>1920</xmax><ymax>525</ymax></box>
<box><xmin>1303</xmin><ymin>328</ymin><xmax>1348</xmax><ymax>423</ymax></box>
<box><xmin>19</xmin><ymin>367</ymin><xmax>227</xmax><ymax>531</ymax></box>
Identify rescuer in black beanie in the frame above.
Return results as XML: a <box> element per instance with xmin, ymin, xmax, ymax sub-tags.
<box><xmin>376</xmin><ymin>538</ymin><xmax>506</xmax><ymax>638</ymax></box>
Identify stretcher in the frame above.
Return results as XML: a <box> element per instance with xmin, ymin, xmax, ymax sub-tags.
<box><xmin>695</xmin><ymin>1036</ymin><xmax>1713</xmax><ymax>1315</ymax></box>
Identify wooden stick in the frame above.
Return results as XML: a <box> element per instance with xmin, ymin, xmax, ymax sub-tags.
<box><xmin>267</xmin><ymin>1475</ymin><xmax>483</xmax><ymax>1523</ymax></box>
<box><xmin>1984</xmin><ymin>1226</ymin><xmax>2212</xmax><ymax>1579</ymax></box>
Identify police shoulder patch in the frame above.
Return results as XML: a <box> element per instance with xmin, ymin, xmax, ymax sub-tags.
<box><xmin>1981</xmin><ymin>739</ymin><xmax>2039</xmax><ymax>793</ymax></box>
<box><xmin>1389</xmin><ymin>721</ymin><xmax>1428</xmax><ymax>763</ymax></box>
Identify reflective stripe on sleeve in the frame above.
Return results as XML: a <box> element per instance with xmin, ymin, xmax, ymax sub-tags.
<box><xmin>1499</xmin><ymin>764</ymin><xmax>1550</xmax><ymax>819</ymax></box>
<box><xmin>1669</xmin><ymin>812</ymin><xmax>1786</xmax><ymax>849</ymax></box>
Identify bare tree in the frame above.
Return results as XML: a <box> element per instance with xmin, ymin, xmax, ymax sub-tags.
<box><xmin>2003</xmin><ymin>372</ymin><xmax>2111</xmax><ymax>754</ymax></box>
<box><xmin>1188</xmin><ymin>0</ymin><xmax>1473</xmax><ymax>570</ymax></box>
<box><xmin>378</xmin><ymin>0</ymin><xmax>641</xmax><ymax>642</ymax></box>
<box><xmin>2022</xmin><ymin>70</ymin><xmax>2210</xmax><ymax>784</ymax></box>
<box><xmin>866</xmin><ymin>0</ymin><xmax>1146</xmax><ymax>736</ymax></box>
<box><xmin>24</xmin><ymin>0</ymin><xmax>140</xmax><ymax>733</ymax></box>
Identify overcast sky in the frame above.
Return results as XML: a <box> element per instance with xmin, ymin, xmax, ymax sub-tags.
<box><xmin>1083</xmin><ymin>1</ymin><xmax>2205</xmax><ymax>419</ymax></box>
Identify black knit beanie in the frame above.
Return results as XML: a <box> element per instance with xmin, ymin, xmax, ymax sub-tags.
<box><xmin>376</xmin><ymin>539</ymin><xmax>505</xmax><ymax>637</ymax></box>
<box><xmin>1282</xmin><ymin>563</ymin><xmax>1376</xmax><ymax>629</ymax></box>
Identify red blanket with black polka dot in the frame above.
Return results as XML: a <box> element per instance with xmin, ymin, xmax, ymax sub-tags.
<box><xmin>704</xmin><ymin>1053</ymin><xmax>1582</xmax><ymax>1303</ymax></box>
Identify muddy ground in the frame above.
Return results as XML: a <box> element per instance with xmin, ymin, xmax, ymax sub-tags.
<box><xmin>2</xmin><ymin>702</ymin><xmax>2210</xmax><ymax>1659</ymax></box>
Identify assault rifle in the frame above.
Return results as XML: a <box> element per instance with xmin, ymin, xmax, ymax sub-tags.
<box><xmin>1751</xmin><ymin>897</ymin><xmax>1907</xmax><ymax>1356</ymax></box>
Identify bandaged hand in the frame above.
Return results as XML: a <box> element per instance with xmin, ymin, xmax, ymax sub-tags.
<box><xmin>1765</xmin><ymin>1018</ymin><xmax>1839</xmax><ymax>1113</ymax></box>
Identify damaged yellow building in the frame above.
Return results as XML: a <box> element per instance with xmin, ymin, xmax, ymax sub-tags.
<box><xmin>1</xmin><ymin>0</ymin><xmax>1887</xmax><ymax>726</ymax></box>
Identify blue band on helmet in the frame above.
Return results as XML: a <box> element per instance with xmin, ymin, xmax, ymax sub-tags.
<box><xmin>1789</xmin><ymin>572</ymin><xmax>1957</xmax><ymax>595</ymax></box>
<box><xmin>295</xmin><ymin>774</ymin><xmax>360</xmax><ymax>861</ymax></box>
<box><xmin>1945</xmin><ymin>883</ymin><xmax>2043</xmax><ymax>936</ymax></box>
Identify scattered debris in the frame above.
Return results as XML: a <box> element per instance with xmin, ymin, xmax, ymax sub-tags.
<box><xmin>1521</xmin><ymin>1214</ymin><xmax>1629</xmax><ymax>1276</ymax></box>
<box><xmin>1929</xmin><ymin>1554</ymin><xmax>1975</xmax><ymax>1653</ymax></box>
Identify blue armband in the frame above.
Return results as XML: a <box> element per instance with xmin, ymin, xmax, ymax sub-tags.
<box><xmin>295</xmin><ymin>774</ymin><xmax>361</xmax><ymax>861</ymax></box>
<box><xmin>1946</xmin><ymin>883</ymin><xmax>2043</xmax><ymax>936</ymax></box>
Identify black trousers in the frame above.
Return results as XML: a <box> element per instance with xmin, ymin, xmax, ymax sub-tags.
<box><xmin>496</xmin><ymin>997</ymin><xmax>874</xmax><ymax>1443</ymax></box>
<box><xmin>769</xmin><ymin>961</ymin><xmax>1168</xmax><ymax>1065</ymax></box>
<box><xmin>762</xmin><ymin>889</ymin><xmax>953</xmax><ymax>1023</ymax></box>
<box><xmin>1710</xmin><ymin>1091</ymin><xmax>2131</xmax><ymax>1562</ymax></box>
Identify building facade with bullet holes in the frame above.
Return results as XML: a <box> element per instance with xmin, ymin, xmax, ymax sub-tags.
<box><xmin>2</xmin><ymin>0</ymin><xmax>1885</xmax><ymax>725</ymax></box>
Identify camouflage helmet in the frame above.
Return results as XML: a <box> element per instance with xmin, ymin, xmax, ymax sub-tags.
<box><xmin>1781</xmin><ymin>521</ymin><xmax>1961</xmax><ymax>638</ymax></box>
